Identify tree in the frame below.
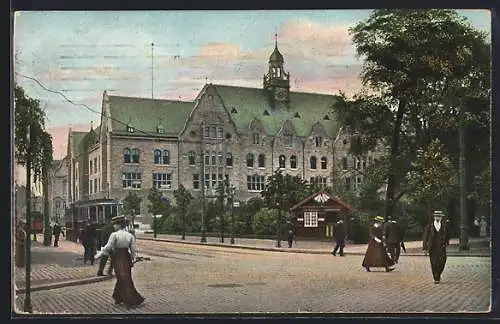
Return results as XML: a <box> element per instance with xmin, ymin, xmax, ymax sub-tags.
<box><xmin>407</xmin><ymin>139</ymin><xmax>457</xmax><ymax>222</ymax></box>
<box><xmin>40</xmin><ymin>132</ymin><xmax>53</xmax><ymax>246</ymax></box>
<box><xmin>173</xmin><ymin>184</ymin><xmax>193</xmax><ymax>240</ymax></box>
<box><xmin>261</xmin><ymin>170</ymin><xmax>310</xmax><ymax>247</ymax></box>
<box><xmin>122</xmin><ymin>192</ymin><xmax>142</xmax><ymax>234</ymax></box>
<box><xmin>147</xmin><ymin>188</ymin><xmax>170</xmax><ymax>238</ymax></box>
<box><xmin>333</xmin><ymin>9</ymin><xmax>490</xmax><ymax>221</ymax></box>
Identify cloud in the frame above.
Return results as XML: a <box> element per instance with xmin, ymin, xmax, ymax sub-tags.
<box><xmin>40</xmin><ymin>65</ymin><xmax>140</xmax><ymax>83</ymax></box>
<box><xmin>279</xmin><ymin>20</ymin><xmax>355</xmax><ymax>59</ymax></box>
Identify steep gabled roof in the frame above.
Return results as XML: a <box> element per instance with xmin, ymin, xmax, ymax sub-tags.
<box><xmin>70</xmin><ymin>131</ymin><xmax>87</xmax><ymax>155</ymax></box>
<box><xmin>108</xmin><ymin>95</ymin><xmax>194</xmax><ymax>136</ymax></box>
<box><xmin>213</xmin><ymin>84</ymin><xmax>340</xmax><ymax>137</ymax></box>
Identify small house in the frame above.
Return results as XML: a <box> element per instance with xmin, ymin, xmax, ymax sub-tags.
<box><xmin>289</xmin><ymin>190</ymin><xmax>356</xmax><ymax>240</ymax></box>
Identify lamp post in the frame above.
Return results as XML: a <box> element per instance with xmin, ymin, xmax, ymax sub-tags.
<box><xmin>229</xmin><ymin>184</ymin><xmax>235</xmax><ymax>244</ymax></box>
<box><xmin>200</xmin><ymin>135</ymin><xmax>207</xmax><ymax>243</ymax></box>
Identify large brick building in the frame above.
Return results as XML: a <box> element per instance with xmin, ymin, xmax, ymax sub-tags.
<box><xmin>66</xmin><ymin>43</ymin><xmax>383</xmax><ymax>218</ymax></box>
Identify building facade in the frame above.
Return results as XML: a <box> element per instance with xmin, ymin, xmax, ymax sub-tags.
<box><xmin>66</xmin><ymin>43</ymin><xmax>384</xmax><ymax>217</ymax></box>
<box><xmin>50</xmin><ymin>158</ymin><xmax>68</xmax><ymax>224</ymax></box>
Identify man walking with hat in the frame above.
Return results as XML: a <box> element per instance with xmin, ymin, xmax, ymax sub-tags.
<box><xmin>332</xmin><ymin>219</ymin><xmax>346</xmax><ymax>256</ymax></box>
<box><xmin>97</xmin><ymin>219</ymin><xmax>116</xmax><ymax>276</ymax></box>
<box><xmin>423</xmin><ymin>210</ymin><xmax>449</xmax><ymax>284</ymax></box>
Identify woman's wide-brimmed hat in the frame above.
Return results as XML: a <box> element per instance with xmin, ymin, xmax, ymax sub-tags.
<box><xmin>111</xmin><ymin>215</ymin><xmax>126</xmax><ymax>224</ymax></box>
<box><xmin>374</xmin><ymin>216</ymin><xmax>384</xmax><ymax>222</ymax></box>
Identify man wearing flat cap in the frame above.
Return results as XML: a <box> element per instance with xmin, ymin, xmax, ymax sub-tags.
<box><xmin>423</xmin><ymin>210</ymin><xmax>449</xmax><ymax>284</ymax></box>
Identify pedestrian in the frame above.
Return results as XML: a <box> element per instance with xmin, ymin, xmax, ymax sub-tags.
<box><xmin>287</xmin><ymin>228</ymin><xmax>294</xmax><ymax>248</ymax></box>
<box><xmin>332</xmin><ymin>219</ymin><xmax>346</xmax><ymax>256</ymax></box>
<box><xmin>423</xmin><ymin>210</ymin><xmax>449</xmax><ymax>284</ymax></box>
<box><xmin>97</xmin><ymin>219</ymin><xmax>116</xmax><ymax>276</ymax></box>
<box><xmin>95</xmin><ymin>216</ymin><xmax>145</xmax><ymax>309</ymax></box>
<box><xmin>52</xmin><ymin>222</ymin><xmax>64</xmax><ymax>247</ymax></box>
<box><xmin>385</xmin><ymin>219</ymin><xmax>404</xmax><ymax>264</ymax></box>
<box><xmin>362</xmin><ymin>216</ymin><xmax>395</xmax><ymax>272</ymax></box>
<box><xmin>80</xmin><ymin>222</ymin><xmax>98</xmax><ymax>265</ymax></box>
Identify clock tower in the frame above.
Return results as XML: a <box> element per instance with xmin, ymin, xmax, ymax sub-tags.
<box><xmin>263</xmin><ymin>34</ymin><xmax>290</xmax><ymax>108</ymax></box>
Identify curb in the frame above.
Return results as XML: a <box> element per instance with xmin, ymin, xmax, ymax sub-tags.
<box><xmin>15</xmin><ymin>275</ymin><xmax>114</xmax><ymax>294</ymax></box>
<box><xmin>136</xmin><ymin>238</ymin><xmax>490</xmax><ymax>257</ymax></box>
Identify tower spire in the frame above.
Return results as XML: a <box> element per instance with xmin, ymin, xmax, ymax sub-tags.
<box><xmin>274</xmin><ymin>27</ymin><xmax>278</xmax><ymax>48</ymax></box>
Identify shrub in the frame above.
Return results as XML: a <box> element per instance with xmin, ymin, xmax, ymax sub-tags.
<box><xmin>349</xmin><ymin>212</ymin><xmax>371</xmax><ymax>244</ymax></box>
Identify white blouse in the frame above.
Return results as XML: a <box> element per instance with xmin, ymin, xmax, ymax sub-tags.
<box><xmin>100</xmin><ymin>229</ymin><xmax>137</xmax><ymax>260</ymax></box>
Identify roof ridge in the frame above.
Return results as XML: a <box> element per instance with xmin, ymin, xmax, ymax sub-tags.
<box><xmin>109</xmin><ymin>94</ymin><xmax>194</xmax><ymax>104</ymax></box>
<box><xmin>212</xmin><ymin>84</ymin><xmax>338</xmax><ymax>97</ymax></box>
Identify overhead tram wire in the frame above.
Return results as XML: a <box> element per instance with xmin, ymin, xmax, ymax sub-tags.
<box><xmin>14</xmin><ymin>72</ymin><xmax>161</xmax><ymax>139</ymax></box>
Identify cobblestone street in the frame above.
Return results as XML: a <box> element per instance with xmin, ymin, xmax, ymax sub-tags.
<box><xmin>14</xmin><ymin>240</ymin><xmax>491</xmax><ymax>314</ymax></box>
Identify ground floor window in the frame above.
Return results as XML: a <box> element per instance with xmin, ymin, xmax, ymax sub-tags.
<box><xmin>310</xmin><ymin>176</ymin><xmax>328</xmax><ymax>188</ymax></box>
<box><xmin>153</xmin><ymin>172</ymin><xmax>172</xmax><ymax>189</ymax></box>
<box><xmin>304</xmin><ymin>211</ymin><xmax>318</xmax><ymax>227</ymax></box>
<box><xmin>247</xmin><ymin>174</ymin><xmax>265</xmax><ymax>191</ymax></box>
<box><xmin>122</xmin><ymin>172</ymin><xmax>142</xmax><ymax>189</ymax></box>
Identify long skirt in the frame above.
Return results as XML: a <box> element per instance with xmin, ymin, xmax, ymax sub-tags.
<box><xmin>362</xmin><ymin>239</ymin><xmax>395</xmax><ymax>268</ymax></box>
<box><xmin>111</xmin><ymin>248</ymin><xmax>145</xmax><ymax>308</ymax></box>
<box><xmin>429</xmin><ymin>248</ymin><xmax>447</xmax><ymax>281</ymax></box>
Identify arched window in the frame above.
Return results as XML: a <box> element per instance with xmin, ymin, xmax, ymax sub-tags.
<box><xmin>246</xmin><ymin>153</ymin><xmax>254</xmax><ymax>167</ymax></box>
<box><xmin>211</xmin><ymin>126</ymin><xmax>217</xmax><ymax>139</ymax></box>
<box><xmin>226</xmin><ymin>153</ymin><xmax>233</xmax><ymax>167</ymax></box>
<box><xmin>258</xmin><ymin>154</ymin><xmax>265</xmax><ymax>168</ymax></box>
<box><xmin>290</xmin><ymin>155</ymin><xmax>297</xmax><ymax>169</ymax></box>
<box><xmin>310</xmin><ymin>156</ymin><xmax>317</xmax><ymax>169</ymax></box>
<box><xmin>321</xmin><ymin>157</ymin><xmax>327</xmax><ymax>169</ymax></box>
<box><xmin>218</xmin><ymin>127</ymin><xmax>224</xmax><ymax>139</ymax></box>
<box><xmin>188</xmin><ymin>151</ymin><xmax>196</xmax><ymax>165</ymax></box>
<box><xmin>123</xmin><ymin>148</ymin><xmax>131</xmax><ymax>163</ymax></box>
<box><xmin>279</xmin><ymin>155</ymin><xmax>286</xmax><ymax>169</ymax></box>
<box><xmin>131</xmin><ymin>148</ymin><xmax>140</xmax><ymax>163</ymax></box>
<box><xmin>153</xmin><ymin>149</ymin><xmax>162</xmax><ymax>164</ymax></box>
<box><xmin>162</xmin><ymin>150</ymin><xmax>170</xmax><ymax>164</ymax></box>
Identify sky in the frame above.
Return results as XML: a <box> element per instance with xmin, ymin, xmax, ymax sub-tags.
<box><xmin>13</xmin><ymin>10</ymin><xmax>491</xmax><ymax>160</ymax></box>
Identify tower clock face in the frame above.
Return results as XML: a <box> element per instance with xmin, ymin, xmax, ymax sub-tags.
<box><xmin>275</xmin><ymin>88</ymin><xmax>287</xmax><ymax>101</ymax></box>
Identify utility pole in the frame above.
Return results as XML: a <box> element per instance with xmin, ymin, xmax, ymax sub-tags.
<box><xmin>24</xmin><ymin>107</ymin><xmax>33</xmax><ymax>313</ymax></box>
<box><xmin>459</xmin><ymin>99</ymin><xmax>469</xmax><ymax>250</ymax></box>
<box><xmin>200</xmin><ymin>125</ymin><xmax>207</xmax><ymax>243</ymax></box>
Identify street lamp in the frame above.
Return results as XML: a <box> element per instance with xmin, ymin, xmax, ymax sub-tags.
<box><xmin>229</xmin><ymin>184</ymin><xmax>236</xmax><ymax>244</ymax></box>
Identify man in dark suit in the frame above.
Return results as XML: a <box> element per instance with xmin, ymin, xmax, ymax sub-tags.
<box><xmin>97</xmin><ymin>220</ymin><xmax>116</xmax><ymax>276</ymax></box>
<box><xmin>332</xmin><ymin>219</ymin><xmax>346</xmax><ymax>256</ymax></box>
<box><xmin>52</xmin><ymin>222</ymin><xmax>64</xmax><ymax>247</ymax></box>
<box><xmin>423</xmin><ymin>210</ymin><xmax>449</xmax><ymax>284</ymax></box>
<box><xmin>385</xmin><ymin>219</ymin><xmax>404</xmax><ymax>264</ymax></box>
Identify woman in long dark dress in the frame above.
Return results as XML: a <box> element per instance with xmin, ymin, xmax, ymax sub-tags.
<box><xmin>95</xmin><ymin>216</ymin><xmax>144</xmax><ymax>308</ymax></box>
<box><xmin>362</xmin><ymin>216</ymin><xmax>395</xmax><ymax>272</ymax></box>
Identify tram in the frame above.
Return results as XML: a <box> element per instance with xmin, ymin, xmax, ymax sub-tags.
<box><xmin>65</xmin><ymin>199</ymin><xmax>119</xmax><ymax>242</ymax></box>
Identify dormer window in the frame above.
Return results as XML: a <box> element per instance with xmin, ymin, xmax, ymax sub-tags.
<box><xmin>284</xmin><ymin>135</ymin><xmax>293</xmax><ymax>148</ymax></box>
<box><xmin>294</xmin><ymin>112</ymin><xmax>301</xmax><ymax>118</ymax></box>
<box><xmin>127</xmin><ymin>124</ymin><xmax>135</xmax><ymax>133</ymax></box>
<box><xmin>252</xmin><ymin>133</ymin><xmax>260</xmax><ymax>145</ymax></box>
<box><xmin>263</xmin><ymin>110</ymin><xmax>270</xmax><ymax>116</ymax></box>
<box><xmin>231</xmin><ymin>107</ymin><xmax>238</xmax><ymax>114</ymax></box>
<box><xmin>315</xmin><ymin>136</ymin><xmax>322</xmax><ymax>147</ymax></box>
<box><xmin>157</xmin><ymin>126</ymin><xmax>165</xmax><ymax>134</ymax></box>
<box><xmin>323</xmin><ymin>115</ymin><xmax>330</xmax><ymax>120</ymax></box>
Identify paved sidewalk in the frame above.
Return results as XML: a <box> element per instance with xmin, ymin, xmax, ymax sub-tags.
<box><xmin>14</xmin><ymin>237</ymin><xmax>113</xmax><ymax>293</ymax></box>
<box><xmin>136</xmin><ymin>233</ymin><xmax>491</xmax><ymax>257</ymax></box>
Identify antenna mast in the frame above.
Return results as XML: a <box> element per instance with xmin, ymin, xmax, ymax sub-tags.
<box><xmin>151</xmin><ymin>42</ymin><xmax>155</xmax><ymax>99</ymax></box>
